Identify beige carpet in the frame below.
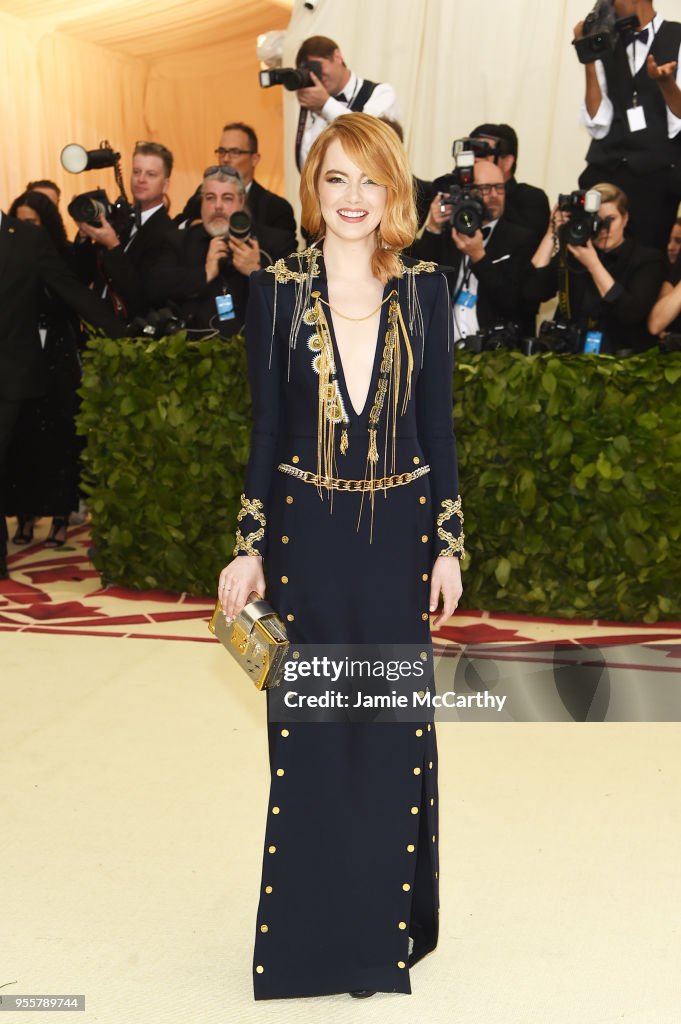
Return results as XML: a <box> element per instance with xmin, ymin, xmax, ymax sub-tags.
<box><xmin>2</xmin><ymin>624</ymin><xmax>681</xmax><ymax>1023</ymax></box>
<box><xmin>2</xmin><ymin>520</ymin><xmax>681</xmax><ymax>1021</ymax></box>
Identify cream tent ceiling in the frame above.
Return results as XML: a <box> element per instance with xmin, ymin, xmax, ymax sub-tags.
<box><xmin>0</xmin><ymin>0</ymin><xmax>292</xmax><ymax>62</ymax></box>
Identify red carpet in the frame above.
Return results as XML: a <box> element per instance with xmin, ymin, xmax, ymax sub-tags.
<box><xmin>2</xmin><ymin>521</ymin><xmax>680</xmax><ymax>647</ymax></box>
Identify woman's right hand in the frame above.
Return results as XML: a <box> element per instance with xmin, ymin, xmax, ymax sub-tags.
<box><xmin>218</xmin><ymin>555</ymin><xmax>266</xmax><ymax>621</ymax></box>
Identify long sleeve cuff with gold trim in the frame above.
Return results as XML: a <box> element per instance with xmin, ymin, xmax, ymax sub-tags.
<box><xmin>233</xmin><ymin>494</ymin><xmax>266</xmax><ymax>557</ymax></box>
<box><xmin>435</xmin><ymin>496</ymin><xmax>465</xmax><ymax>558</ymax></box>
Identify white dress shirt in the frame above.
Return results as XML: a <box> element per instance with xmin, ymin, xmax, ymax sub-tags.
<box><xmin>452</xmin><ymin>220</ymin><xmax>499</xmax><ymax>341</ymax></box>
<box><xmin>580</xmin><ymin>14</ymin><xmax>681</xmax><ymax>140</ymax></box>
<box><xmin>298</xmin><ymin>71</ymin><xmax>400</xmax><ymax>166</ymax></box>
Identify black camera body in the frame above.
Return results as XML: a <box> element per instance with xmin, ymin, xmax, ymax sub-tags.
<box><xmin>557</xmin><ymin>188</ymin><xmax>603</xmax><ymax>247</ymax></box>
<box><xmin>127</xmin><ymin>307</ymin><xmax>187</xmax><ymax>341</ymax></box>
<box><xmin>533</xmin><ymin>319</ymin><xmax>583</xmax><ymax>355</ymax></box>
<box><xmin>659</xmin><ymin>332</ymin><xmax>681</xmax><ymax>353</ymax></box>
<box><xmin>216</xmin><ymin>210</ymin><xmax>254</xmax><ymax>271</ymax></box>
<box><xmin>67</xmin><ymin>188</ymin><xmax>133</xmax><ymax>236</ymax></box>
<box><xmin>455</xmin><ymin>322</ymin><xmax>523</xmax><ymax>353</ymax></box>
<box><xmin>61</xmin><ymin>140</ymin><xmax>134</xmax><ymax>239</ymax></box>
<box><xmin>259</xmin><ymin>59</ymin><xmax>323</xmax><ymax>91</ymax></box>
<box><xmin>573</xmin><ymin>0</ymin><xmax>639</xmax><ymax>64</ymax></box>
<box><xmin>435</xmin><ymin>142</ymin><xmax>487</xmax><ymax>238</ymax></box>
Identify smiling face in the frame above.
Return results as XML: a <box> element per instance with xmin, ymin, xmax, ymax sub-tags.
<box><xmin>316</xmin><ymin>138</ymin><xmax>387</xmax><ymax>244</ymax></box>
<box><xmin>594</xmin><ymin>200</ymin><xmax>628</xmax><ymax>251</ymax></box>
<box><xmin>130</xmin><ymin>154</ymin><xmax>169</xmax><ymax>211</ymax></box>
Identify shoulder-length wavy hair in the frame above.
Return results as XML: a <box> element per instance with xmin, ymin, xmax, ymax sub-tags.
<box><xmin>300</xmin><ymin>113</ymin><xmax>416</xmax><ymax>283</ymax></box>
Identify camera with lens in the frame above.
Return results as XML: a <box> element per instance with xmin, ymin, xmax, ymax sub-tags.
<box><xmin>127</xmin><ymin>307</ymin><xmax>187</xmax><ymax>341</ymax></box>
<box><xmin>455</xmin><ymin>322</ymin><xmax>523</xmax><ymax>353</ymax></box>
<box><xmin>557</xmin><ymin>189</ymin><xmax>604</xmax><ymax>247</ymax></box>
<box><xmin>259</xmin><ymin>59</ymin><xmax>322</xmax><ymax>91</ymax></box>
<box><xmin>434</xmin><ymin>141</ymin><xmax>487</xmax><ymax>238</ymax></box>
<box><xmin>573</xmin><ymin>0</ymin><xmax>639</xmax><ymax>64</ymax></box>
<box><xmin>67</xmin><ymin>188</ymin><xmax>132</xmax><ymax>235</ymax></box>
<box><xmin>659</xmin><ymin>332</ymin><xmax>681</xmax><ymax>354</ymax></box>
<box><xmin>524</xmin><ymin>319</ymin><xmax>583</xmax><ymax>355</ymax></box>
<box><xmin>216</xmin><ymin>210</ymin><xmax>254</xmax><ymax>270</ymax></box>
<box><xmin>61</xmin><ymin>141</ymin><xmax>134</xmax><ymax>237</ymax></box>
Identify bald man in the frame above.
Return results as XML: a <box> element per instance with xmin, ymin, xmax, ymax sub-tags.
<box><xmin>413</xmin><ymin>160</ymin><xmax>537</xmax><ymax>339</ymax></box>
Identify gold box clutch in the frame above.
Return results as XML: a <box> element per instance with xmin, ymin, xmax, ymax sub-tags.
<box><xmin>208</xmin><ymin>591</ymin><xmax>289</xmax><ymax>691</ymax></box>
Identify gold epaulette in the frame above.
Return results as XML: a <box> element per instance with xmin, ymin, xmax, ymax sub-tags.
<box><xmin>398</xmin><ymin>257</ymin><xmax>438</xmax><ymax>277</ymax></box>
<box><xmin>266</xmin><ymin>246</ymin><xmax>321</xmax><ymax>284</ymax></box>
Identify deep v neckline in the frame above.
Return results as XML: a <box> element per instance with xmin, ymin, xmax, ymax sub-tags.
<box><xmin>324</xmin><ymin>281</ymin><xmax>391</xmax><ymax>421</ymax></box>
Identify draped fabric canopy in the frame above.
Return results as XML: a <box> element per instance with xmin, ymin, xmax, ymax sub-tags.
<box><xmin>0</xmin><ymin>0</ymin><xmax>292</xmax><ymax>217</ymax></box>
<box><xmin>1</xmin><ymin>0</ymin><xmax>635</xmax><ymax>233</ymax></box>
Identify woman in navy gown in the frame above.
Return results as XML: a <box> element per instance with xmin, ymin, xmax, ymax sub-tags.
<box><xmin>218</xmin><ymin>113</ymin><xmax>464</xmax><ymax>1000</ymax></box>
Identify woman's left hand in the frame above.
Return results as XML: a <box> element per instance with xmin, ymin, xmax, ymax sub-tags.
<box><xmin>429</xmin><ymin>556</ymin><xmax>463</xmax><ymax>629</ymax></box>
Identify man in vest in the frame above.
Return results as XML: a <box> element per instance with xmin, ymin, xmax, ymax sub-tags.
<box><xmin>575</xmin><ymin>0</ymin><xmax>681</xmax><ymax>251</ymax></box>
<box><xmin>294</xmin><ymin>35</ymin><xmax>400</xmax><ymax>170</ymax></box>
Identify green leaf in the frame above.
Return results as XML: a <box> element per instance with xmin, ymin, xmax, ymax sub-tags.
<box><xmin>541</xmin><ymin>371</ymin><xmax>557</xmax><ymax>395</ymax></box>
<box><xmin>495</xmin><ymin>558</ymin><xmax>511</xmax><ymax>586</ymax></box>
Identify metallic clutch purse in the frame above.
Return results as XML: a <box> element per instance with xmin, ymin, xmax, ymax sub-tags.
<box><xmin>208</xmin><ymin>591</ymin><xmax>289</xmax><ymax>690</ymax></box>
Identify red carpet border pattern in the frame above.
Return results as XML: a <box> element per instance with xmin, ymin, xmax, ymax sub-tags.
<box><xmin>2</xmin><ymin>524</ymin><xmax>681</xmax><ymax>647</ymax></box>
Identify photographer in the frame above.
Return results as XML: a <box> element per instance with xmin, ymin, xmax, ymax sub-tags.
<box><xmin>526</xmin><ymin>183</ymin><xmax>665</xmax><ymax>353</ymax></box>
<box><xmin>294</xmin><ymin>35</ymin><xmax>399</xmax><ymax>168</ymax></box>
<box><xmin>0</xmin><ymin>206</ymin><xmax>124</xmax><ymax>579</ymax></box>
<box><xmin>149</xmin><ymin>166</ymin><xmax>274</xmax><ymax>338</ymax></box>
<box><xmin>648</xmin><ymin>254</ymin><xmax>681</xmax><ymax>335</ymax></box>
<box><xmin>413</xmin><ymin>161</ymin><xmax>537</xmax><ymax>339</ymax></box>
<box><xmin>666</xmin><ymin>217</ymin><xmax>681</xmax><ymax>265</ymax></box>
<box><xmin>469</xmin><ymin>124</ymin><xmax>551</xmax><ymax>249</ymax></box>
<box><xmin>175</xmin><ymin>122</ymin><xmax>297</xmax><ymax>256</ymax></box>
<box><xmin>73</xmin><ymin>141</ymin><xmax>179</xmax><ymax>319</ymax></box>
<box><xmin>575</xmin><ymin>0</ymin><xmax>681</xmax><ymax>251</ymax></box>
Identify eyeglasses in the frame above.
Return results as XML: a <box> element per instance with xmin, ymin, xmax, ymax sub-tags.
<box><xmin>214</xmin><ymin>147</ymin><xmax>255</xmax><ymax>158</ymax></box>
<box><xmin>474</xmin><ymin>184</ymin><xmax>506</xmax><ymax>197</ymax></box>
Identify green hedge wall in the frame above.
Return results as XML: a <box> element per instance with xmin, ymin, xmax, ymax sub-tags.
<box><xmin>78</xmin><ymin>336</ymin><xmax>681</xmax><ymax>622</ymax></box>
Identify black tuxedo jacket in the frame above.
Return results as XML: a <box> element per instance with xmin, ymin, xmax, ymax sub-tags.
<box><xmin>503</xmin><ymin>178</ymin><xmax>551</xmax><ymax>250</ymax></box>
<box><xmin>412</xmin><ymin>216</ymin><xmax>537</xmax><ymax>333</ymax></box>
<box><xmin>247</xmin><ymin>180</ymin><xmax>297</xmax><ymax>256</ymax></box>
<box><xmin>73</xmin><ymin>206</ymin><xmax>181</xmax><ymax>319</ymax></box>
<box><xmin>0</xmin><ymin>214</ymin><xmax>123</xmax><ymax>401</ymax></box>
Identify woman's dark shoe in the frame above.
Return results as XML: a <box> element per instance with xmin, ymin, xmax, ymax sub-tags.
<box><xmin>12</xmin><ymin>515</ymin><xmax>35</xmax><ymax>545</ymax></box>
<box><xmin>45</xmin><ymin>517</ymin><xmax>68</xmax><ymax>548</ymax></box>
<box><xmin>349</xmin><ymin>991</ymin><xmax>376</xmax><ymax>998</ymax></box>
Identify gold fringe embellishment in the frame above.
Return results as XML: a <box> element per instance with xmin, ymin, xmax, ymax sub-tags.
<box><xmin>308</xmin><ymin>295</ymin><xmax>352</xmax><ymax>500</ymax></box>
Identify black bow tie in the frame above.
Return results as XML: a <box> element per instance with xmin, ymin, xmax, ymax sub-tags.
<box><xmin>334</xmin><ymin>92</ymin><xmax>347</xmax><ymax>103</ymax></box>
<box><xmin>482</xmin><ymin>225</ymin><xmax>492</xmax><ymax>241</ymax></box>
<box><xmin>623</xmin><ymin>26</ymin><xmax>649</xmax><ymax>47</ymax></box>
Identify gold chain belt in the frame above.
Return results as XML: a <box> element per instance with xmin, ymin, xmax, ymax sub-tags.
<box><xmin>277</xmin><ymin>462</ymin><xmax>431</xmax><ymax>492</ymax></box>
